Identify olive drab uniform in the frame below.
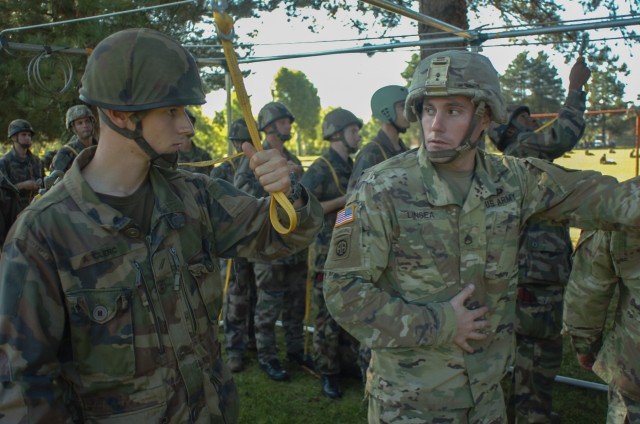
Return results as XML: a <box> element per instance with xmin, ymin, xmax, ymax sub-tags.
<box><xmin>178</xmin><ymin>141</ymin><xmax>214</xmax><ymax>175</ymax></box>
<box><xmin>0</xmin><ymin>147</ymin><xmax>42</xmax><ymax>212</ymax></box>
<box><xmin>51</xmin><ymin>134</ymin><xmax>99</xmax><ymax>173</ymax></box>
<box><xmin>0</xmin><ymin>170</ymin><xmax>19</xmax><ymax>249</ymax></box>
<box><xmin>324</xmin><ymin>144</ymin><xmax>640</xmax><ymax>423</ymax></box>
<box><xmin>501</xmin><ymin>89</ymin><xmax>588</xmax><ymax>423</ymax></box>
<box><xmin>211</xmin><ymin>155</ymin><xmax>241</xmax><ymax>183</ymax></box>
<box><xmin>300</xmin><ymin>148</ymin><xmax>359</xmax><ymax>378</ymax></box>
<box><xmin>564</xmin><ymin>230</ymin><xmax>640</xmax><ymax>424</ymax></box>
<box><xmin>0</xmin><ymin>147</ymin><xmax>323</xmax><ymax>423</ymax></box>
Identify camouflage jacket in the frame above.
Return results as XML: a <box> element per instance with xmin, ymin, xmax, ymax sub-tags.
<box><xmin>210</xmin><ymin>155</ymin><xmax>242</xmax><ymax>185</ymax></box>
<box><xmin>505</xmin><ymin>90</ymin><xmax>588</xmax><ymax>286</ymax></box>
<box><xmin>0</xmin><ymin>147</ymin><xmax>322</xmax><ymax>423</ymax></box>
<box><xmin>301</xmin><ymin>148</ymin><xmax>352</xmax><ymax>272</ymax></box>
<box><xmin>0</xmin><ymin>170</ymin><xmax>19</xmax><ymax>247</ymax></box>
<box><xmin>0</xmin><ymin>147</ymin><xmax>42</xmax><ymax>212</ymax></box>
<box><xmin>234</xmin><ymin>140</ymin><xmax>307</xmax><ymax>265</ymax></box>
<box><xmin>347</xmin><ymin>128</ymin><xmax>409</xmax><ymax>193</ymax></box>
<box><xmin>324</xmin><ymin>144</ymin><xmax>640</xmax><ymax>411</ymax></box>
<box><xmin>178</xmin><ymin>141</ymin><xmax>213</xmax><ymax>175</ymax></box>
<box><xmin>564</xmin><ymin>229</ymin><xmax>640</xmax><ymax>402</ymax></box>
<box><xmin>51</xmin><ymin>135</ymin><xmax>98</xmax><ymax>173</ymax></box>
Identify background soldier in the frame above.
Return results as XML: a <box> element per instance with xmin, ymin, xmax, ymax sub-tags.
<box><xmin>0</xmin><ymin>119</ymin><xmax>42</xmax><ymax>212</ymax></box>
<box><xmin>301</xmin><ymin>108</ymin><xmax>362</xmax><ymax>399</ymax></box>
<box><xmin>234</xmin><ymin>101</ymin><xmax>310</xmax><ymax>381</ymax></box>
<box><xmin>488</xmin><ymin>56</ymin><xmax>591</xmax><ymax>423</ymax></box>
<box><xmin>51</xmin><ymin>104</ymin><xmax>98</xmax><ymax>173</ymax></box>
<box><xmin>324</xmin><ymin>49</ymin><xmax>640</xmax><ymax>423</ymax></box>
<box><xmin>177</xmin><ymin>108</ymin><xmax>213</xmax><ymax>175</ymax></box>
<box><xmin>0</xmin><ymin>169</ymin><xmax>19</xmax><ymax>250</ymax></box>
<box><xmin>564</xmin><ymin>230</ymin><xmax>640</xmax><ymax>424</ymax></box>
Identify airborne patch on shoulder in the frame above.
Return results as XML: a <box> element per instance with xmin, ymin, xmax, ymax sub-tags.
<box><xmin>335</xmin><ymin>204</ymin><xmax>355</xmax><ymax>227</ymax></box>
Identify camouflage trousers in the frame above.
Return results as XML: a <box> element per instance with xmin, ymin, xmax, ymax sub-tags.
<box><xmin>223</xmin><ymin>257</ymin><xmax>257</xmax><ymax>359</ymax></box>
<box><xmin>311</xmin><ymin>271</ymin><xmax>359</xmax><ymax>375</ymax></box>
<box><xmin>253</xmin><ymin>261</ymin><xmax>307</xmax><ymax>363</ymax></box>
<box><xmin>367</xmin><ymin>385</ymin><xmax>507</xmax><ymax>424</ymax></box>
<box><xmin>508</xmin><ymin>285</ymin><xmax>564</xmax><ymax>424</ymax></box>
<box><xmin>607</xmin><ymin>388</ymin><xmax>640</xmax><ymax>424</ymax></box>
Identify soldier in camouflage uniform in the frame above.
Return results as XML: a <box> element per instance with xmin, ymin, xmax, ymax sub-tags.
<box><xmin>301</xmin><ymin>108</ymin><xmax>363</xmax><ymax>399</ymax></box>
<box><xmin>0</xmin><ymin>169</ymin><xmax>19</xmax><ymax>249</ymax></box>
<box><xmin>177</xmin><ymin>109</ymin><xmax>213</xmax><ymax>175</ymax></box>
<box><xmin>323</xmin><ymin>50</ymin><xmax>640</xmax><ymax>423</ymax></box>
<box><xmin>347</xmin><ymin>85</ymin><xmax>410</xmax><ymax>193</ymax></box>
<box><xmin>51</xmin><ymin>104</ymin><xmax>98</xmax><ymax>173</ymax></box>
<box><xmin>0</xmin><ymin>28</ymin><xmax>323</xmax><ymax>423</ymax></box>
<box><xmin>487</xmin><ymin>56</ymin><xmax>591</xmax><ymax>424</ymax></box>
<box><xmin>564</xmin><ymin>229</ymin><xmax>640</xmax><ymax>424</ymax></box>
<box><xmin>234</xmin><ymin>101</ymin><xmax>310</xmax><ymax>382</ymax></box>
<box><xmin>0</xmin><ymin>119</ymin><xmax>42</xmax><ymax>212</ymax></box>
<box><xmin>216</xmin><ymin>118</ymin><xmax>258</xmax><ymax>373</ymax></box>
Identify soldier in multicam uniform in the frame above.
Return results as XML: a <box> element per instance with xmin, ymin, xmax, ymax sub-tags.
<box><xmin>564</xmin><ymin>229</ymin><xmax>640</xmax><ymax>424</ymax></box>
<box><xmin>51</xmin><ymin>104</ymin><xmax>98</xmax><ymax>173</ymax></box>
<box><xmin>0</xmin><ymin>119</ymin><xmax>42</xmax><ymax>212</ymax></box>
<box><xmin>347</xmin><ymin>84</ymin><xmax>410</xmax><ymax>193</ymax></box>
<box><xmin>323</xmin><ymin>49</ymin><xmax>640</xmax><ymax>423</ymax></box>
<box><xmin>177</xmin><ymin>109</ymin><xmax>213</xmax><ymax>175</ymax></box>
<box><xmin>234</xmin><ymin>101</ymin><xmax>310</xmax><ymax>382</ymax></box>
<box><xmin>215</xmin><ymin>118</ymin><xmax>259</xmax><ymax>373</ymax></box>
<box><xmin>301</xmin><ymin>108</ymin><xmax>363</xmax><ymax>399</ymax></box>
<box><xmin>0</xmin><ymin>28</ymin><xmax>323</xmax><ymax>423</ymax></box>
<box><xmin>487</xmin><ymin>56</ymin><xmax>591</xmax><ymax>424</ymax></box>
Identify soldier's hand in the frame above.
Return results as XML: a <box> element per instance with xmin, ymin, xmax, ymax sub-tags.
<box><xmin>568</xmin><ymin>56</ymin><xmax>591</xmax><ymax>90</ymax></box>
<box><xmin>287</xmin><ymin>161</ymin><xmax>303</xmax><ymax>178</ymax></box>
<box><xmin>242</xmin><ymin>142</ymin><xmax>291</xmax><ymax>194</ymax></box>
<box><xmin>576</xmin><ymin>352</ymin><xmax>596</xmax><ymax>371</ymax></box>
<box><xmin>16</xmin><ymin>179</ymin><xmax>40</xmax><ymax>191</ymax></box>
<box><xmin>450</xmin><ymin>284</ymin><xmax>489</xmax><ymax>353</ymax></box>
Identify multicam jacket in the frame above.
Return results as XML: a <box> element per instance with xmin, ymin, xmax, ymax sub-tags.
<box><xmin>324</xmin><ymin>144</ymin><xmax>640</xmax><ymax>411</ymax></box>
<box><xmin>0</xmin><ymin>147</ymin><xmax>42</xmax><ymax>212</ymax></box>
<box><xmin>177</xmin><ymin>141</ymin><xmax>213</xmax><ymax>175</ymax></box>
<box><xmin>564</xmin><ymin>229</ymin><xmax>640</xmax><ymax>402</ymax></box>
<box><xmin>347</xmin><ymin>128</ymin><xmax>409</xmax><ymax>192</ymax></box>
<box><xmin>505</xmin><ymin>89</ymin><xmax>587</xmax><ymax>286</ymax></box>
<box><xmin>51</xmin><ymin>135</ymin><xmax>98</xmax><ymax>173</ymax></box>
<box><xmin>0</xmin><ymin>147</ymin><xmax>322</xmax><ymax>423</ymax></box>
<box><xmin>300</xmin><ymin>148</ymin><xmax>352</xmax><ymax>272</ymax></box>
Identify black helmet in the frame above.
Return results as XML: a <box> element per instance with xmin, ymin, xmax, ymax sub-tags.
<box><xmin>257</xmin><ymin>102</ymin><xmax>295</xmax><ymax>131</ymax></box>
<box><xmin>322</xmin><ymin>109</ymin><xmax>363</xmax><ymax>141</ymax></box>
<box><xmin>8</xmin><ymin>119</ymin><xmax>35</xmax><ymax>139</ymax></box>
<box><xmin>229</xmin><ymin>118</ymin><xmax>251</xmax><ymax>141</ymax></box>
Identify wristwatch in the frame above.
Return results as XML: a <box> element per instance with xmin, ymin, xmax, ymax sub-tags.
<box><xmin>287</xmin><ymin>172</ymin><xmax>303</xmax><ymax>203</ymax></box>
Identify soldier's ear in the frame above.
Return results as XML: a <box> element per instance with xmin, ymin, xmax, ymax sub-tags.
<box><xmin>103</xmin><ymin>109</ymin><xmax>134</xmax><ymax>129</ymax></box>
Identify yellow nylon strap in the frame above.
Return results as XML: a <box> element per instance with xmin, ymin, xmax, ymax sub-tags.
<box><xmin>218</xmin><ymin>258</ymin><xmax>233</xmax><ymax>322</ymax></box>
<box><xmin>178</xmin><ymin>151</ymin><xmax>244</xmax><ymax>168</ymax></box>
<box><xmin>534</xmin><ymin>116</ymin><xmax>558</xmax><ymax>133</ymax></box>
<box><xmin>214</xmin><ymin>10</ymin><xmax>298</xmax><ymax>235</ymax></box>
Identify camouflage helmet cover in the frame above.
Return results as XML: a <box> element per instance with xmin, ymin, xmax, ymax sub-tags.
<box><xmin>405</xmin><ymin>50</ymin><xmax>507</xmax><ymax>124</ymax></box>
<box><xmin>257</xmin><ymin>102</ymin><xmax>295</xmax><ymax>131</ymax></box>
<box><xmin>322</xmin><ymin>108</ymin><xmax>363</xmax><ymax>141</ymax></box>
<box><xmin>65</xmin><ymin>104</ymin><xmax>95</xmax><ymax>129</ymax></box>
<box><xmin>371</xmin><ymin>85</ymin><xmax>408</xmax><ymax>123</ymax></box>
<box><xmin>7</xmin><ymin>119</ymin><xmax>35</xmax><ymax>139</ymax></box>
<box><xmin>229</xmin><ymin>118</ymin><xmax>251</xmax><ymax>141</ymax></box>
<box><xmin>79</xmin><ymin>28</ymin><xmax>206</xmax><ymax>112</ymax></box>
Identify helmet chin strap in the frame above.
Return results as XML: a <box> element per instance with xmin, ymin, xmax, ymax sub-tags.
<box><xmin>339</xmin><ymin>136</ymin><xmax>358</xmax><ymax>155</ymax></box>
<box><xmin>391</xmin><ymin>120</ymin><xmax>408</xmax><ymax>134</ymax></box>
<box><xmin>426</xmin><ymin>101</ymin><xmax>486</xmax><ymax>164</ymax></box>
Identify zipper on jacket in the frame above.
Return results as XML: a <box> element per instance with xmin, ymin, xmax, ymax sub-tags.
<box><xmin>134</xmin><ymin>261</ymin><xmax>165</xmax><ymax>354</ymax></box>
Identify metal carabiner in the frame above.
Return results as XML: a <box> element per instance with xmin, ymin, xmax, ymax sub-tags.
<box><xmin>211</xmin><ymin>0</ymin><xmax>228</xmax><ymax>14</ymax></box>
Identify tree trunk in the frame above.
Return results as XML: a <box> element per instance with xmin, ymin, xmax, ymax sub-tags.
<box><xmin>419</xmin><ymin>0</ymin><xmax>469</xmax><ymax>58</ymax></box>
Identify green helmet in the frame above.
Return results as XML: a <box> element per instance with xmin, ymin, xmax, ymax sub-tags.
<box><xmin>257</xmin><ymin>102</ymin><xmax>295</xmax><ymax>131</ymax></box>
<box><xmin>229</xmin><ymin>118</ymin><xmax>251</xmax><ymax>141</ymax></box>
<box><xmin>7</xmin><ymin>119</ymin><xmax>35</xmax><ymax>139</ymax></box>
<box><xmin>405</xmin><ymin>50</ymin><xmax>507</xmax><ymax>124</ymax></box>
<box><xmin>371</xmin><ymin>85</ymin><xmax>408</xmax><ymax>123</ymax></box>
<box><xmin>322</xmin><ymin>108</ymin><xmax>363</xmax><ymax>141</ymax></box>
<box><xmin>65</xmin><ymin>105</ymin><xmax>95</xmax><ymax>129</ymax></box>
<box><xmin>79</xmin><ymin>28</ymin><xmax>206</xmax><ymax>112</ymax></box>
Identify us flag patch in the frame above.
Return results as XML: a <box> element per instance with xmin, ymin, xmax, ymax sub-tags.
<box><xmin>335</xmin><ymin>204</ymin><xmax>355</xmax><ymax>227</ymax></box>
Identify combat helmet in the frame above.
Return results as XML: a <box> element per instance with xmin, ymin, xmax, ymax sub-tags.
<box><xmin>257</xmin><ymin>102</ymin><xmax>295</xmax><ymax>131</ymax></box>
<box><xmin>371</xmin><ymin>85</ymin><xmax>408</xmax><ymax>124</ymax></box>
<box><xmin>7</xmin><ymin>119</ymin><xmax>35</xmax><ymax>139</ymax></box>
<box><xmin>406</xmin><ymin>50</ymin><xmax>507</xmax><ymax>162</ymax></box>
<box><xmin>78</xmin><ymin>28</ymin><xmax>205</xmax><ymax>166</ymax></box>
<box><xmin>65</xmin><ymin>105</ymin><xmax>95</xmax><ymax>129</ymax></box>
<box><xmin>229</xmin><ymin>118</ymin><xmax>251</xmax><ymax>141</ymax></box>
<box><xmin>322</xmin><ymin>108</ymin><xmax>363</xmax><ymax>141</ymax></box>
<box><xmin>487</xmin><ymin>105</ymin><xmax>531</xmax><ymax>152</ymax></box>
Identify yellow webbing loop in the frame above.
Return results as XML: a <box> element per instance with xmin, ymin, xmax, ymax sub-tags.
<box><xmin>218</xmin><ymin>258</ymin><xmax>233</xmax><ymax>322</ymax></box>
<box><xmin>534</xmin><ymin>117</ymin><xmax>558</xmax><ymax>133</ymax></box>
<box><xmin>178</xmin><ymin>151</ymin><xmax>244</xmax><ymax>168</ymax></box>
<box><xmin>213</xmin><ymin>9</ymin><xmax>298</xmax><ymax>235</ymax></box>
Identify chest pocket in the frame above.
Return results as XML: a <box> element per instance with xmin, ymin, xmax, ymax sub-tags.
<box><xmin>65</xmin><ymin>288</ymin><xmax>134</xmax><ymax>383</ymax></box>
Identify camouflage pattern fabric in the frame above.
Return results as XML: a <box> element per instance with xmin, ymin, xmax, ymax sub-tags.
<box><xmin>301</xmin><ymin>149</ymin><xmax>359</xmax><ymax>375</ymax></box>
<box><xmin>0</xmin><ymin>170</ymin><xmax>19</xmax><ymax>248</ymax></box>
<box><xmin>505</xmin><ymin>88</ymin><xmax>587</xmax><ymax>423</ymax></box>
<box><xmin>564</xmin><ymin>229</ymin><xmax>640</xmax><ymax>422</ymax></box>
<box><xmin>347</xmin><ymin>129</ymin><xmax>409</xmax><ymax>193</ymax></box>
<box><xmin>324</xmin><ymin>144</ymin><xmax>640</xmax><ymax>419</ymax></box>
<box><xmin>0</xmin><ymin>146</ymin><xmax>323</xmax><ymax>423</ymax></box>
<box><xmin>211</xmin><ymin>156</ymin><xmax>242</xmax><ymax>184</ymax></box>
<box><xmin>223</xmin><ymin>257</ymin><xmax>257</xmax><ymax>359</ymax></box>
<box><xmin>177</xmin><ymin>141</ymin><xmax>213</xmax><ymax>175</ymax></box>
<box><xmin>51</xmin><ymin>135</ymin><xmax>98</xmax><ymax>173</ymax></box>
<box><xmin>0</xmin><ymin>147</ymin><xmax>42</xmax><ymax>212</ymax></box>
